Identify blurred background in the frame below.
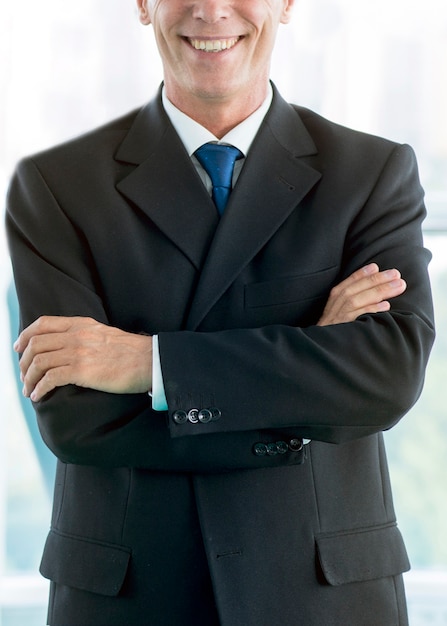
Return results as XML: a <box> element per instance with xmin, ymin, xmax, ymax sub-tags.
<box><xmin>1</xmin><ymin>1</ymin><xmax>446</xmax><ymax>624</ymax></box>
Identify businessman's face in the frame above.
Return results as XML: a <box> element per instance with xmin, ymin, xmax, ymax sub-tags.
<box><xmin>138</xmin><ymin>0</ymin><xmax>294</xmax><ymax>114</ymax></box>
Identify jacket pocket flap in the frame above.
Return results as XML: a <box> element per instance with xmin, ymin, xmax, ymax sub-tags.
<box><xmin>244</xmin><ymin>266</ymin><xmax>338</xmax><ymax>309</ymax></box>
<box><xmin>316</xmin><ymin>523</ymin><xmax>410</xmax><ymax>586</ymax></box>
<box><xmin>40</xmin><ymin>529</ymin><xmax>131</xmax><ymax>597</ymax></box>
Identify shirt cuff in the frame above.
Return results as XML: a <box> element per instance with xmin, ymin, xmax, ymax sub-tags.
<box><xmin>151</xmin><ymin>335</ymin><xmax>168</xmax><ymax>411</ymax></box>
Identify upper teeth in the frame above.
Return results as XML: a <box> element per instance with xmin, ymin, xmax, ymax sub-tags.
<box><xmin>189</xmin><ymin>37</ymin><xmax>239</xmax><ymax>52</ymax></box>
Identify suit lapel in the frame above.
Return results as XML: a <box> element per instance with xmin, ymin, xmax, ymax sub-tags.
<box><xmin>114</xmin><ymin>88</ymin><xmax>322</xmax><ymax>330</ymax></box>
<box><xmin>115</xmin><ymin>93</ymin><xmax>219</xmax><ymax>271</ymax></box>
<box><xmin>186</xmin><ymin>90</ymin><xmax>322</xmax><ymax>330</ymax></box>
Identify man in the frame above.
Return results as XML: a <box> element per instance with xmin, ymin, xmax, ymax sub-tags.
<box><xmin>6</xmin><ymin>0</ymin><xmax>434</xmax><ymax>624</ymax></box>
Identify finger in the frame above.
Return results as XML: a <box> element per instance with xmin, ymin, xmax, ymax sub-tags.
<box><xmin>332</xmin><ymin>263</ymin><xmax>379</xmax><ymax>294</ymax></box>
<box><xmin>333</xmin><ymin>278</ymin><xmax>406</xmax><ymax>322</ymax></box>
<box><xmin>357</xmin><ymin>262</ymin><xmax>380</xmax><ymax>277</ymax></box>
<box><xmin>338</xmin><ymin>299</ymin><xmax>393</xmax><ymax>324</ymax></box>
<box><xmin>318</xmin><ymin>297</ymin><xmax>393</xmax><ymax>326</ymax></box>
<box><xmin>361</xmin><ymin>268</ymin><xmax>403</xmax><ymax>295</ymax></box>
<box><xmin>330</xmin><ymin>270</ymin><xmax>404</xmax><ymax>318</ymax></box>
<box><xmin>353</xmin><ymin>299</ymin><xmax>392</xmax><ymax>318</ymax></box>
<box><xmin>22</xmin><ymin>347</ymin><xmax>69</xmax><ymax>397</ymax></box>
<box><xmin>348</xmin><ymin>262</ymin><xmax>381</xmax><ymax>282</ymax></box>
<box><xmin>318</xmin><ymin>273</ymin><xmax>406</xmax><ymax>326</ymax></box>
<box><xmin>354</xmin><ymin>276</ymin><xmax>407</xmax><ymax>310</ymax></box>
<box><xmin>334</xmin><ymin>267</ymin><xmax>400</xmax><ymax>298</ymax></box>
<box><xmin>14</xmin><ymin>316</ymin><xmax>73</xmax><ymax>353</ymax></box>
<box><xmin>374</xmin><ymin>276</ymin><xmax>407</xmax><ymax>300</ymax></box>
<box><xmin>19</xmin><ymin>332</ymin><xmax>68</xmax><ymax>380</ymax></box>
<box><xmin>29</xmin><ymin>365</ymin><xmax>73</xmax><ymax>402</ymax></box>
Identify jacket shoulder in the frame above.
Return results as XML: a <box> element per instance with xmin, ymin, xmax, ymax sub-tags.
<box><xmin>291</xmin><ymin>104</ymin><xmax>398</xmax><ymax>153</ymax></box>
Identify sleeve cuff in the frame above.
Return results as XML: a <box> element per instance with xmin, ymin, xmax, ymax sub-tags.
<box><xmin>151</xmin><ymin>335</ymin><xmax>168</xmax><ymax>411</ymax></box>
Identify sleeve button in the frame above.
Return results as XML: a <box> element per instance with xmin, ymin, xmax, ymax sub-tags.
<box><xmin>288</xmin><ymin>438</ymin><xmax>303</xmax><ymax>452</ymax></box>
<box><xmin>187</xmin><ymin>409</ymin><xmax>200</xmax><ymax>424</ymax></box>
<box><xmin>198</xmin><ymin>409</ymin><xmax>213</xmax><ymax>423</ymax></box>
<box><xmin>172</xmin><ymin>410</ymin><xmax>188</xmax><ymax>425</ymax></box>
<box><xmin>266</xmin><ymin>443</ymin><xmax>278</xmax><ymax>456</ymax></box>
<box><xmin>253</xmin><ymin>443</ymin><xmax>268</xmax><ymax>457</ymax></box>
<box><xmin>210</xmin><ymin>407</ymin><xmax>222</xmax><ymax>421</ymax></box>
<box><xmin>276</xmin><ymin>441</ymin><xmax>288</xmax><ymax>454</ymax></box>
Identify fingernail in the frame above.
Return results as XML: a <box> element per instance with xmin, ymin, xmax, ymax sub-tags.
<box><xmin>13</xmin><ymin>340</ymin><xmax>19</xmax><ymax>351</ymax></box>
<box><xmin>389</xmin><ymin>279</ymin><xmax>403</xmax><ymax>288</ymax></box>
<box><xmin>377</xmin><ymin>301</ymin><xmax>390</xmax><ymax>311</ymax></box>
<box><xmin>384</xmin><ymin>269</ymin><xmax>399</xmax><ymax>279</ymax></box>
<box><xmin>363</xmin><ymin>263</ymin><xmax>377</xmax><ymax>274</ymax></box>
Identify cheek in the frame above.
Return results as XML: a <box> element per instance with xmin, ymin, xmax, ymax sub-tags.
<box><xmin>250</xmin><ymin>27</ymin><xmax>277</xmax><ymax>64</ymax></box>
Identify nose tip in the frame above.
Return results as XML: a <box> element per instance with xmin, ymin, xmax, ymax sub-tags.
<box><xmin>192</xmin><ymin>0</ymin><xmax>230</xmax><ymax>23</ymax></box>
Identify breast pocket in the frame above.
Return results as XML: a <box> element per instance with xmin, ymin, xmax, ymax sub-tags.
<box><xmin>244</xmin><ymin>265</ymin><xmax>339</xmax><ymax>326</ymax></box>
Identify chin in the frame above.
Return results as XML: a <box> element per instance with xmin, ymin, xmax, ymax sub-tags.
<box><xmin>190</xmin><ymin>80</ymin><xmax>244</xmax><ymax>102</ymax></box>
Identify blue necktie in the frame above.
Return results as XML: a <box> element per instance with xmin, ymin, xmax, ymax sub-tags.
<box><xmin>195</xmin><ymin>143</ymin><xmax>243</xmax><ymax>214</ymax></box>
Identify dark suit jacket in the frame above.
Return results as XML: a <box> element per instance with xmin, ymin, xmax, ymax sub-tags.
<box><xmin>6</xmin><ymin>85</ymin><xmax>434</xmax><ymax>626</ymax></box>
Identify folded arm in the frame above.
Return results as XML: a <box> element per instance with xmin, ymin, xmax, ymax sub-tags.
<box><xmin>14</xmin><ymin>262</ymin><xmax>405</xmax><ymax>403</ymax></box>
<box><xmin>6</xmin><ymin>143</ymin><xmax>434</xmax><ymax>468</ymax></box>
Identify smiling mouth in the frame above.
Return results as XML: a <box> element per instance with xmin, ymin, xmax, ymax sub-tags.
<box><xmin>187</xmin><ymin>37</ymin><xmax>241</xmax><ymax>52</ymax></box>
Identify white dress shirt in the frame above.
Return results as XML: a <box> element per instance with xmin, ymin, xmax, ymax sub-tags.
<box><xmin>152</xmin><ymin>86</ymin><xmax>273</xmax><ymax>411</ymax></box>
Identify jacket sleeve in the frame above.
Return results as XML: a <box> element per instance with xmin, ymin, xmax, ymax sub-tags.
<box><xmin>159</xmin><ymin>143</ymin><xmax>435</xmax><ymax>444</ymax></box>
<box><xmin>5</xmin><ymin>157</ymin><xmax>308</xmax><ymax>472</ymax></box>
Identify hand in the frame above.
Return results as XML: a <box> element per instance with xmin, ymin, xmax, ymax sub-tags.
<box><xmin>317</xmin><ymin>263</ymin><xmax>407</xmax><ymax>327</ymax></box>
<box><xmin>14</xmin><ymin>316</ymin><xmax>153</xmax><ymax>402</ymax></box>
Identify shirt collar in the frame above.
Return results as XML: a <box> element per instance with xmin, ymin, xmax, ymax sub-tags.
<box><xmin>161</xmin><ymin>84</ymin><xmax>273</xmax><ymax>157</ymax></box>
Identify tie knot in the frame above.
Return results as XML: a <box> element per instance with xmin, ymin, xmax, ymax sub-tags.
<box><xmin>195</xmin><ymin>143</ymin><xmax>243</xmax><ymax>191</ymax></box>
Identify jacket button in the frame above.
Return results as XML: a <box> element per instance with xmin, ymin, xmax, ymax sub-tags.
<box><xmin>288</xmin><ymin>438</ymin><xmax>303</xmax><ymax>452</ymax></box>
<box><xmin>276</xmin><ymin>441</ymin><xmax>288</xmax><ymax>454</ymax></box>
<box><xmin>210</xmin><ymin>407</ymin><xmax>222</xmax><ymax>421</ymax></box>
<box><xmin>198</xmin><ymin>409</ymin><xmax>213</xmax><ymax>423</ymax></box>
<box><xmin>253</xmin><ymin>443</ymin><xmax>268</xmax><ymax>456</ymax></box>
<box><xmin>187</xmin><ymin>409</ymin><xmax>199</xmax><ymax>424</ymax></box>
<box><xmin>266</xmin><ymin>443</ymin><xmax>278</xmax><ymax>456</ymax></box>
<box><xmin>172</xmin><ymin>410</ymin><xmax>187</xmax><ymax>425</ymax></box>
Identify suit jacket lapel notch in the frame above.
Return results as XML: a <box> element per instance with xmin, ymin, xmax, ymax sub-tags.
<box><xmin>115</xmin><ymin>93</ymin><xmax>219</xmax><ymax>271</ymax></box>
